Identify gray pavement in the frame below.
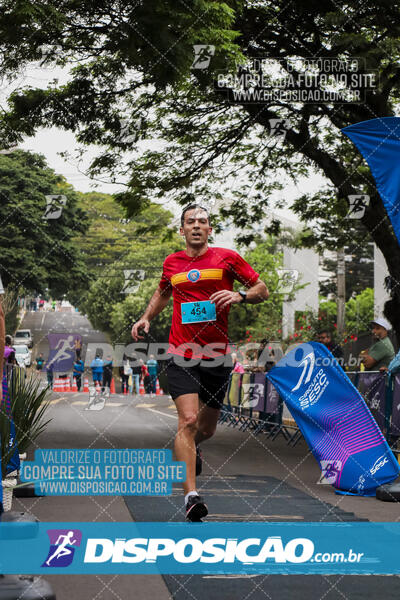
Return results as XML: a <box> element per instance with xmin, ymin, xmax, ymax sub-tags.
<box><xmin>9</xmin><ymin>310</ymin><xmax>400</xmax><ymax>599</ymax></box>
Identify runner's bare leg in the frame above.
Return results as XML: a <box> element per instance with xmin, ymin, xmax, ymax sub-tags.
<box><xmin>195</xmin><ymin>401</ymin><xmax>220</xmax><ymax>444</ymax></box>
<box><xmin>174</xmin><ymin>393</ymin><xmax>200</xmax><ymax>495</ymax></box>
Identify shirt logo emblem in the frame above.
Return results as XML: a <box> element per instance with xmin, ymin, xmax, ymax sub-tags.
<box><xmin>187</xmin><ymin>269</ymin><xmax>201</xmax><ymax>282</ymax></box>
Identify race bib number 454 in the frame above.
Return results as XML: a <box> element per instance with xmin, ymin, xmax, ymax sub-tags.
<box><xmin>181</xmin><ymin>301</ymin><xmax>216</xmax><ymax>324</ymax></box>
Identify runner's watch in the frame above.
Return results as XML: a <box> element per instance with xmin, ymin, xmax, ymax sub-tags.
<box><xmin>238</xmin><ymin>290</ymin><xmax>247</xmax><ymax>303</ymax></box>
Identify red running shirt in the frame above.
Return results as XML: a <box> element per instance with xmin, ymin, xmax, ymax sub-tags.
<box><xmin>159</xmin><ymin>247</ymin><xmax>259</xmax><ymax>358</ymax></box>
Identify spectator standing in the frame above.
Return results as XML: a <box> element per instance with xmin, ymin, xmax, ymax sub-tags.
<box><xmin>130</xmin><ymin>353</ymin><xmax>141</xmax><ymax>395</ymax></box>
<box><xmin>140</xmin><ymin>359</ymin><xmax>151</xmax><ymax>394</ymax></box>
<box><xmin>36</xmin><ymin>353</ymin><xmax>45</xmax><ymax>371</ymax></box>
<box><xmin>147</xmin><ymin>354</ymin><xmax>158</xmax><ymax>396</ymax></box>
<box><xmin>361</xmin><ymin>318</ymin><xmax>395</xmax><ymax>371</ymax></box>
<box><xmin>120</xmin><ymin>355</ymin><xmax>131</xmax><ymax>394</ymax></box>
<box><xmin>90</xmin><ymin>355</ymin><xmax>103</xmax><ymax>386</ymax></box>
<box><xmin>73</xmin><ymin>357</ymin><xmax>84</xmax><ymax>391</ymax></box>
<box><xmin>318</xmin><ymin>330</ymin><xmax>345</xmax><ymax>367</ymax></box>
<box><xmin>102</xmin><ymin>355</ymin><xmax>113</xmax><ymax>390</ymax></box>
<box><xmin>231</xmin><ymin>352</ymin><xmax>244</xmax><ymax>373</ymax></box>
<box><xmin>74</xmin><ymin>338</ymin><xmax>82</xmax><ymax>360</ymax></box>
<box><xmin>4</xmin><ymin>335</ymin><xmax>15</xmax><ymax>365</ymax></box>
<box><xmin>46</xmin><ymin>362</ymin><xmax>54</xmax><ymax>389</ymax></box>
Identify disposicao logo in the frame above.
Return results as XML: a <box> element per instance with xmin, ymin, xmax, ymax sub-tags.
<box><xmin>42</xmin><ymin>529</ymin><xmax>82</xmax><ymax>567</ymax></box>
<box><xmin>83</xmin><ymin>536</ymin><xmax>315</xmax><ymax>564</ymax></box>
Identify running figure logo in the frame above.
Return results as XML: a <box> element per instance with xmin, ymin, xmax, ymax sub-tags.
<box><xmin>277</xmin><ymin>269</ymin><xmax>298</xmax><ymax>294</ymax></box>
<box><xmin>42</xmin><ymin>529</ymin><xmax>82</xmax><ymax>567</ymax></box>
<box><xmin>43</xmin><ymin>195</ymin><xmax>67</xmax><ymax>220</ymax></box>
<box><xmin>268</xmin><ymin>118</ymin><xmax>292</xmax><ymax>140</ymax></box>
<box><xmin>317</xmin><ymin>460</ymin><xmax>342</xmax><ymax>485</ymax></box>
<box><xmin>191</xmin><ymin>45</ymin><xmax>215</xmax><ymax>69</ymax></box>
<box><xmin>122</xmin><ymin>269</ymin><xmax>146</xmax><ymax>294</ymax></box>
<box><xmin>346</xmin><ymin>194</ymin><xmax>370</xmax><ymax>219</ymax></box>
<box><xmin>242</xmin><ymin>383</ymin><xmax>264</xmax><ymax>408</ymax></box>
<box><xmin>47</xmin><ymin>334</ymin><xmax>79</xmax><ymax>372</ymax></box>
<box><xmin>85</xmin><ymin>385</ymin><xmax>108</xmax><ymax>411</ymax></box>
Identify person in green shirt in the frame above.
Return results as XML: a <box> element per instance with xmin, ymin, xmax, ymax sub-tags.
<box><xmin>361</xmin><ymin>318</ymin><xmax>395</xmax><ymax>371</ymax></box>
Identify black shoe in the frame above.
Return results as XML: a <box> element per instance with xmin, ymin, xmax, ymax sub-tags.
<box><xmin>185</xmin><ymin>495</ymin><xmax>208</xmax><ymax>522</ymax></box>
<box><xmin>195</xmin><ymin>445</ymin><xmax>203</xmax><ymax>476</ymax></box>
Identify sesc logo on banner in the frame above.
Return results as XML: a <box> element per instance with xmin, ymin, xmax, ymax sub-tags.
<box><xmin>289</xmin><ymin>349</ymin><xmax>329</xmax><ymax>411</ymax></box>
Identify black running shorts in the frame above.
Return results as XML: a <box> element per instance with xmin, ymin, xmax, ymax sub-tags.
<box><xmin>166</xmin><ymin>357</ymin><xmax>232</xmax><ymax>409</ymax></box>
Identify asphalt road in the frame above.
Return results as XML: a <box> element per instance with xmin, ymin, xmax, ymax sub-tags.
<box><xmin>10</xmin><ymin>310</ymin><xmax>400</xmax><ymax>600</ymax></box>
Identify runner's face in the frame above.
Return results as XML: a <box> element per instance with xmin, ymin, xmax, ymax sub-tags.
<box><xmin>372</xmin><ymin>324</ymin><xmax>386</xmax><ymax>339</ymax></box>
<box><xmin>180</xmin><ymin>209</ymin><xmax>212</xmax><ymax>248</ymax></box>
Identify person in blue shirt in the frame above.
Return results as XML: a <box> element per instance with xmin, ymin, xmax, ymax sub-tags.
<box><xmin>147</xmin><ymin>354</ymin><xmax>158</xmax><ymax>396</ymax></box>
<box><xmin>73</xmin><ymin>358</ymin><xmax>85</xmax><ymax>391</ymax></box>
<box><xmin>90</xmin><ymin>355</ymin><xmax>103</xmax><ymax>386</ymax></box>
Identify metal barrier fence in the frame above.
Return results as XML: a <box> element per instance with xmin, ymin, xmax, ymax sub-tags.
<box><xmin>218</xmin><ymin>371</ymin><xmax>400</xmax><ymax>453</ymax></box>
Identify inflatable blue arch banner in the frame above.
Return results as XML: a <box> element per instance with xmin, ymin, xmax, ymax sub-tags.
<box><xmin>267</xmin><ymin>342</ymin><xmax>399</xmax><ymax>496</ymax></box>
<box><xmin>342</xmin><ymin>117</ymin><xmax>400</xmax><ymax>242</ymax></box>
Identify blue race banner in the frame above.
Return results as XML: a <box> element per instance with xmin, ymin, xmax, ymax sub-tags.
<box><xmin>47</xmin><ymin>334</ymin><xmax>81</xmax><ymax>372</ymax></box>
<box><xmin>267</xmin><ymin>342</ymin><xmax>399</xmax><ymax>496</ymax></box>
<box><xmin>0</xmin><ymin>521</ymin><xmax>400</xmax><ymax>574</ymax></box>
<box><xmin>342</xmin><ymin>117</ymin><xmax>400</xmax><ymax>243</ymax></box>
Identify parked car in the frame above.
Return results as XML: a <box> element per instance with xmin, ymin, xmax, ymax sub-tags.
<box><xmin>13</xmin><ymin>329</ymin><xmax>33</xmax><ymax>348</ymax></box>
<box><xmin>14</xmin><ymin>344</ymin><xmax>32</xmax><ymax>368</ymax></box>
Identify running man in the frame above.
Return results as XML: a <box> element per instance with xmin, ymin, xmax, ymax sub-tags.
<box><xmin>131</xmin><ymin>204</ymin><xmax>268</xmax><ymax>521</ymax></box>
<box><xmin>47</xmin><ymin>335</ymin><xmax>75</xmax><ymax>368</ymax></box>
<box><xmin>46</xmin><ymin>531</ymin><xmax>77</xmax><ymax>566</ymax></box>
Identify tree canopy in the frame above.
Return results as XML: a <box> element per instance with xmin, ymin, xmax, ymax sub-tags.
<box><xmin>74</xmin><ymin>193</ymin><xmax>184</xmax><ymax>340</ymax></box>
<box><xmin>0</xmin><ymin>150</ymin><xmax>88</xmax><ymax>298</ymax></box>
<box><xmin>1</xmin><ymin>1</ymin><xmax>399</xmax><ymax>334</ymax></box>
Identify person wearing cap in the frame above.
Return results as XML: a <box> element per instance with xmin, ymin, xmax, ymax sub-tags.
<box><xmin>361</xmin><ymin>317</ymin><xmax>395</xmax><ymax>371</ymax></box>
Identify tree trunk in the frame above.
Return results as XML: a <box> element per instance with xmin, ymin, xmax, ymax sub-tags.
<box><xmin>336</xmin><ymin>249</ymin><xmax>346</xmax><ymax>337</ymax></box>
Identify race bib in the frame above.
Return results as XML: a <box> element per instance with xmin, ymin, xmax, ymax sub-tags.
<box><xmin>181</xmin><ymin>300</ymin><xmax>216</xmax><ymax>324</ymax></box>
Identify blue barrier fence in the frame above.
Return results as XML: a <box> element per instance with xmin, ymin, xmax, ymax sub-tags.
<box><xmin>218</xmin><ymin>371</ymin><xmax>400</xmax><ymax>453</ymax></box>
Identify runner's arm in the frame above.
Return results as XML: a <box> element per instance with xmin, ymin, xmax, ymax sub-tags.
<box><xmin>240</xmin><ymin>279</ymin><xmax>269</xmax><ymax>304</ymax></box>
<box><xmin>210</xmin><ymin>279</ymin><xmax>269</xmax><ymax>309</ymax></box>
<box><xmin>131</xmin><ymin>286</ymin><xmax>172</xmax><ymax>340</ymax></box>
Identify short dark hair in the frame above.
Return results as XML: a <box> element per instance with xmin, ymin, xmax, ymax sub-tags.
<box><xmin>5</xmin><ymin>335</ymin><xmax>12</xmax><ymax>345</ymax></box>
<box><xmin>318</xmin><ymin>330</ymin><xmax>331</xmax><ymax>338</ymax></box>
<box><xmin>180</xmin><ymin>204</ymin><xmax>210</xmax><ymax>227</ymax></box>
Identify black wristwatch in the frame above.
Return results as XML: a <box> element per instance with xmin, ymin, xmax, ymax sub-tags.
<box><xmin>238</xmin><ymin>290</ymin><xmax>247</xmax><ymax>303</ymax></box>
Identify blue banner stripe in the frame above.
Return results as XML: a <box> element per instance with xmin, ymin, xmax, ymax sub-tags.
<box><xmin>1</xmin><ymin>522</ymin><xmax>400</xmax><ymax>574</ymax></box>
